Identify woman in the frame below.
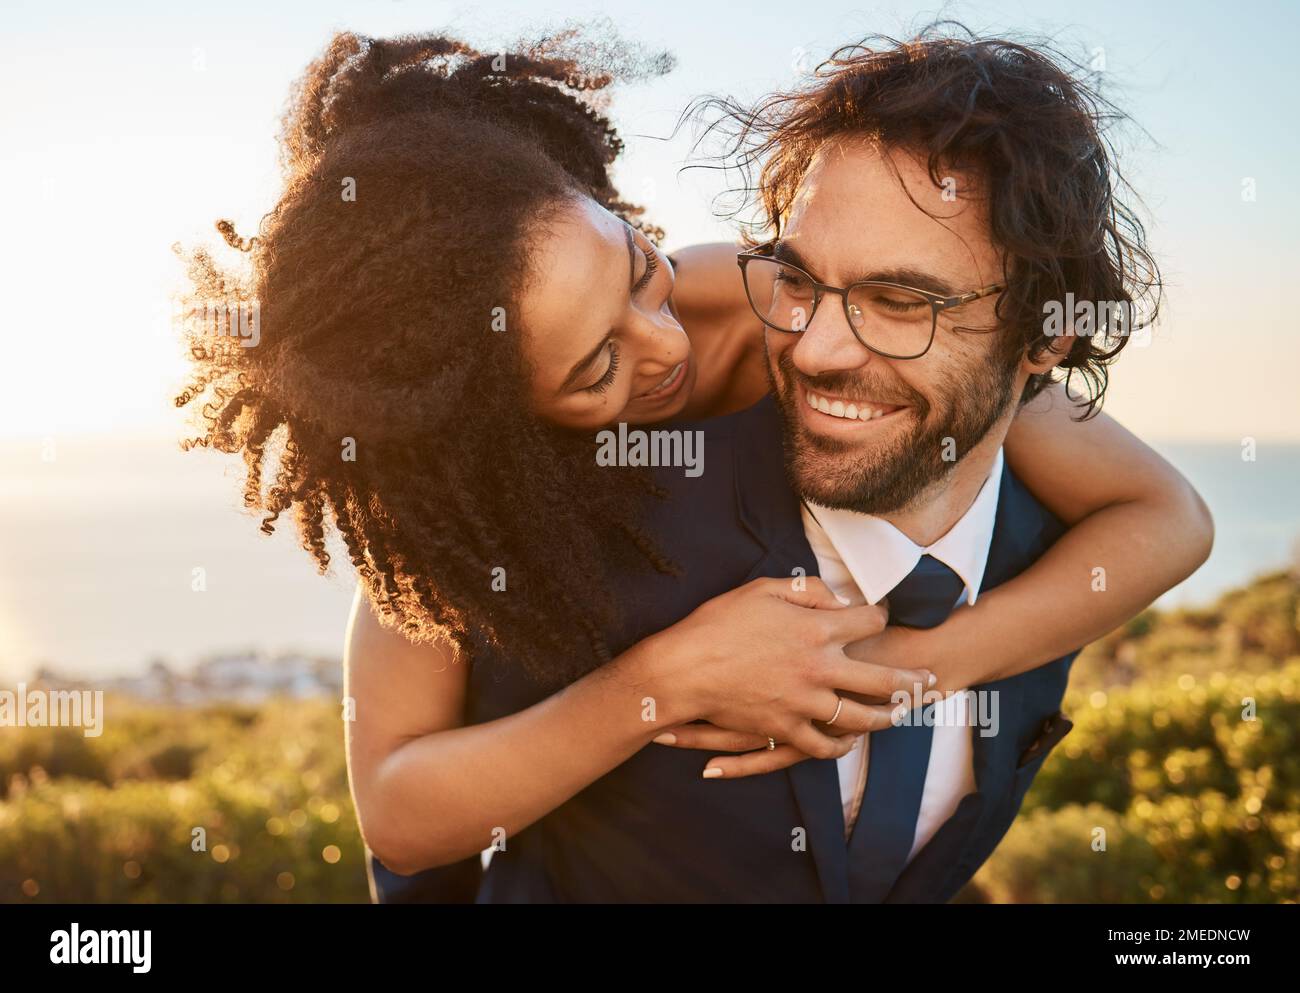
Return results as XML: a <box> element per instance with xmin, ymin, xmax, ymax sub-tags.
<box><xmin>176</xmin><ymin>30</ymin><xmax>1211</xmax><ymax>893</ymax></box>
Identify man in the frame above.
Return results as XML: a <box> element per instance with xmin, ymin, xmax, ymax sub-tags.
<box><xmin>718</xmin><ymin>137</ymin><xmax>1074</xmax><ymax>899</ymax></box>
<box><xmin>372</xmin><ymin>29</ymin><xmax>1156</xmax><ymax>903</ymax></box>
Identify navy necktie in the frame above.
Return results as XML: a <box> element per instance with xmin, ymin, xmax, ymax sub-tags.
<box><xmin>847</xmin><ymin>554</ymin><xmax>967</xmax><ymax>902</ymax></box>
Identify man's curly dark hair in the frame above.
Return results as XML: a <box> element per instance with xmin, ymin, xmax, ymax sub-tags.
<box><xmin>175</xmin><ymin>28</ymin><xmax>676</xmax><ymax>686</ymax></box>
<box><xmin>692</xmin><ymin>21</ymin><xmax>1161</xmax><ymax>416</ymax></box>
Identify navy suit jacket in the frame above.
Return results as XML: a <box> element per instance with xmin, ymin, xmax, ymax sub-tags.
<box><xmin>369</xmin><ymin>395</ymin><xmax>1077</xmax><ymax>902</ymax></box>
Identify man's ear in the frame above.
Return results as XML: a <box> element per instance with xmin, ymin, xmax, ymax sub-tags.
<box><xmin>1021</xmin><ymin>332</ymin><xmax>1073</xmax><ymax>377</ymax></box>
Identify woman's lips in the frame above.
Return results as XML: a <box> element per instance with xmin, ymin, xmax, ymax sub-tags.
<box><xmin>635</xmin><ymin>358</ymin><xmax>689</xmax><ymax>402</ymax></box>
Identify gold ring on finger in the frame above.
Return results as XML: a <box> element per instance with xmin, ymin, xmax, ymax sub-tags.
<box><xmin>826</xmin><ymin>696</ymin><xmax>844</xmax><ymax>727</ymax></box>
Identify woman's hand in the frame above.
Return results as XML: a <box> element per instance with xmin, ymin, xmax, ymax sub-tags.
<box><xmin>646</xmin><ymin>576</ymin><xmax>933</xmax><ymax>765</ymax></box>
<box><xmin>658</xmin><ymin>622</ymin><xmax>936</xmax><ymax>778</ymax></box>
<box><xmin>653</xmin><ymin>721</ymin><xmax>862</xmax><ymax>777</ymax></box>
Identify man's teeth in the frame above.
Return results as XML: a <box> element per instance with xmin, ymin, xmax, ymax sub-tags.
<box><xmin>806</xmin><ymin>391</ymin><xmax>894</xmax><ymax>422</ymax></box>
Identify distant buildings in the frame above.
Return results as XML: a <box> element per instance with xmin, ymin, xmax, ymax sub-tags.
<box><xmin>28</xmin><ymin>653</ymin><xmax>344</xmax><ymax>706</ymax></box>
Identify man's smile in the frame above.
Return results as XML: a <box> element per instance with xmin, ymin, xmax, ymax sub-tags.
<box><xmin>801</xmin><ymin>384</ymin><xmax>909</xmax><ymax>428</ymax></box>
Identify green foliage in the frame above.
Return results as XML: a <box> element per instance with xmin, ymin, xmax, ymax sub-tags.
<box><xmin>967</xmin><ymin>571</ymin><xmax>1300</xmax><ymax>903</ymax></box>
<box><xmin>0</xmin><ymin>698</ymin><xmax>369</xmax><ymax>903</ymax></box>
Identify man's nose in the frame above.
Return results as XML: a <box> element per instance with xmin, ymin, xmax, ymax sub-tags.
<box><xmin>791</xmin><ymin>295</ymin><xmax>872</xmax><ymax>378</ymax></box>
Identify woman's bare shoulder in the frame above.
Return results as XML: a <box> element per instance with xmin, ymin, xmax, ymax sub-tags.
<box><xmin>669</xmin><ymin>242</ymin><xmax>749</xmax><ymax>317</ymax></box>
<box><xmin>668</xmin><ymin>243</ymin><xmax>770</xmax><ymax>419</ymax></box>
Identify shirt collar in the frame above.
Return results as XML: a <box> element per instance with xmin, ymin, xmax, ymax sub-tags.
<box><xmin>801</xmin><ymin>447</ymin><xmax>1004</xmax><ymax>607</ymax></box>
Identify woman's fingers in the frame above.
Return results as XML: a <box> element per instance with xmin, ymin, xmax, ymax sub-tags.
<box><xmin>703</xmin><ymin>732</ymin><xmax>859</xmax><ymax>779</ymax></box>
<box><xmin>673</xmin><ymin>718</ymin><xmax>849</xmax><ymax>763</ymax></box>
<box><xmin>825</xmin><ymin>656</ymin><xmax>934</xmax><ymax>703</ymax></box>
<box><xmin>771</xmin><ymin>575</ymin><xmax>852</xmax><ymax>610</ymax></box>
<box><xmin>812</xmin><ymin>697</ymin><xmax>901</xmax><ymax>734</ymax></box>
<box><xmin>782</xmin><ymin>719</ymin><xmax>857</xmax><ymax>760</ymax></box>
<box><xmin>703</xmin><ymin>743</ymin><xmax>808</xmax><ymax>778</ymax></box>
<box><xmin>653</xmin><ymin>723</ymin><xmax>771</xmax><ymax>752</ymax></box>
<box><xmin>822</xmin><ymin>602</ymin><xmax>890</xmax><ymax>641</ymax></box>
<box><xmin>655</xmin><ymin>693</ymin><xmax>900</xmax><ymax>759</ymax></box>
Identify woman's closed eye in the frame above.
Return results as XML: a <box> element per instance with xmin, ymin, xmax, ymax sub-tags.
<box><xmin>632</xmin><ymin>244</ymin><xmax>660</xmax><ymax>294</ymax></box>
<box><xmin>584</xmin><ymin>341</ymin><xmax>620</xmax><ymax>394</ymax></box>
<box><xmin>577</xmin><ymin>241</ymin><xmax>664</xmax><ymax>396</ymax></box>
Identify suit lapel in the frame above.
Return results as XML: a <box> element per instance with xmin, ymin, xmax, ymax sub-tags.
<box><xmin>734</xmin><ymin>397</ymin><xmax>851</xmax><ymax>904</ymax></box>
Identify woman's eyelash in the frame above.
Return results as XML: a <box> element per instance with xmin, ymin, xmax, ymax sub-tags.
<box><xmin>586</xmin><ymin>342</ymin><xmax>620</xmax><ymax>394</ymax></box>
<box><xmin>582</xmin><ymin>244</ymin><xmax>653</xmax><ymax>396</ymax></box>
<box><xmin>632</xmin><ymin>246</ymin><xmax>659</xmax><ymax>293</ymax></box>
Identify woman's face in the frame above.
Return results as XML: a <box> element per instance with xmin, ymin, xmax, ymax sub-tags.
<box><xmin>521</xmin><ymin>196</ymin><xmax>697</xmax><ymax>430</ymax></box>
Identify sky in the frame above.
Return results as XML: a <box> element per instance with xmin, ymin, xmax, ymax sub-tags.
<box><xmin>0</xmin><ymin>0</ymin><xmax>1297</xmax><ymax>680</ymax></box>
<box><xmin>1</xmin><ymin>0</ymin><xmax>1297</xmax><ymax>447</ymax></box>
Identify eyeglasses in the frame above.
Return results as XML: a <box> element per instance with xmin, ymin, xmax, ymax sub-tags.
<box><xmin>736</xmin><ymin>243</ymin><xmax>1006</xmax><ymax>360</ymax></box>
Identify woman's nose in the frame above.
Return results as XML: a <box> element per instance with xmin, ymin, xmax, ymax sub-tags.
<box><xmin>631</xmin><ymin>307</ymin><xmax>689</xmax><ymax>371</ymax></box>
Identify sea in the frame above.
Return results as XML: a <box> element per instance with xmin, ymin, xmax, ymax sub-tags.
<box><xmin>0</xmin><ymin>435</ymin><xmax>1295</xmax><ymax>683</ymax></box>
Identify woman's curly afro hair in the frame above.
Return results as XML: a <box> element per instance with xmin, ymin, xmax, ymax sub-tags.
<box><xmin>175</xmin><ymin>28</ymin><xmax>676</xmax><ymax>686</ymax></box>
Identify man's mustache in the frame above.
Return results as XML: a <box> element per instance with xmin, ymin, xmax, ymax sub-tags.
<box><xmin>775</xmin><ymin>353</ymin><xmax>926</xmax><ymax>414</ymax></box>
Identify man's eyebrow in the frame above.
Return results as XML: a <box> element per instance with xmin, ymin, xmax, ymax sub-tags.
<box><xmin>772</xmin><ymin>240</ymin><xmax>957</xmax><ymax>296</ymax></box>
<box><xmin>861</xmin><ymin>267</ymin><xmax>957</xmax><ymax>296</ymax></box>
<box><xmin>771</xmin><ymin>239</ymin><xmax>809</xmax><ymax>270</ymax></box>
<box><xmin>560</xmin><ymin>332</ymin><xmax>612</xmax><ymax>393</ymax></box>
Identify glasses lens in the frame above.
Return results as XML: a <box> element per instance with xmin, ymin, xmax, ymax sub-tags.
<box><xmin>744</xmin><ymin>257</ymin><xmax>817</xmax><ymax>332</ymax></box>
<box><xmin>845</xmin><ymin>283</ymin><xmax>935</xmax><ymax>357</ymax></box>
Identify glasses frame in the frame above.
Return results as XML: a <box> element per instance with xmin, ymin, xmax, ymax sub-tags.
<box><xmin>736</xmin><ymin>243</ymin><xmax>1006</xmax><ymax>360</ymax></box>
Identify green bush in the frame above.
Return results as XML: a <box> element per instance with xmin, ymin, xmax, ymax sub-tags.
<box><xmin>0</xmin><ymin>698</ymin><xmax>369</xmax><ymax>902</ymax></box>
<box><xmin>970</xmin><ymin>651</ymin><xmax>1300</xmax><ymax>902</ymax></box>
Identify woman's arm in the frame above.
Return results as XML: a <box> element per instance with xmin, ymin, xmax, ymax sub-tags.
<box><xmin>345</xmin><ymin>578</ymin><xmax>924</xmax><ymax>874</ymax></box>
<box><xmin>344</xmin><ymin>588</ymin><xmax>673</xmax><ymax>875</ymax></box>
<box><xmin>899</xmin><ymin>383</ymin><xmax>1214</xmax><ymax>691</ymax></box>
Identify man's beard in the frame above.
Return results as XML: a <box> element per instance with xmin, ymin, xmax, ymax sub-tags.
<box><xmin>769</xmin><ymin>347</ymin><xmax>1020</xmax><ymax>516</ymax></box>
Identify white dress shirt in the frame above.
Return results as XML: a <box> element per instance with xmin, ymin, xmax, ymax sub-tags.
<box><xmin>800</xmin><ymin>447</ymin><xmax>1003</xmax><ymax>863</ymax></box>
